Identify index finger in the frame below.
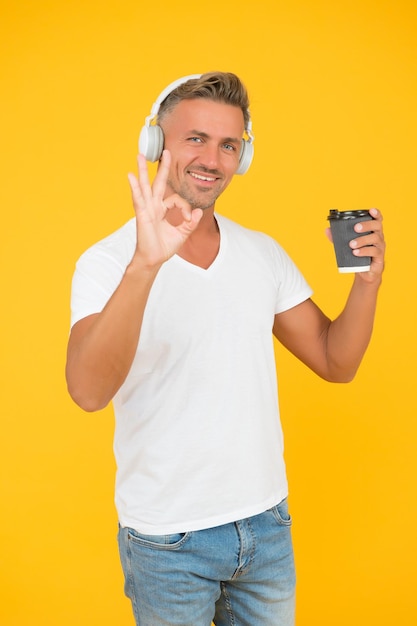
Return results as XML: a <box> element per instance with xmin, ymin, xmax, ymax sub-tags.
<box><xmin>369</xmin><ymin>208</ymin><xmax>382</xmax><ymax>221</ymax></box>
<box><xmin>354</xmin><ymin>208</ymin><xmax>383</xmax><ymax>235</ymax></box>
<box><xmin>136</xmin><ymin>153</ymin><xmax>154</xmax><ymax>204</ymax></box>
<box><xmin>151</xmin><ymin>150</ymin><xmax>171</xmax><ymax>201</ymax></box>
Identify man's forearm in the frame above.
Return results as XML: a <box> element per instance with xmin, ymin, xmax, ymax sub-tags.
<box><xmin>326</xmin><ymin>275</ymin><xmax>382</xmax><ymax>381</ymax></box>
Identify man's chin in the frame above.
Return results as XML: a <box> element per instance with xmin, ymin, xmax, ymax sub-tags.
<box><xmin>185</xmin><ymin>192</ymin><xmax>219</xmax><ymax>211</ymax></box>
<box><xmin>169</xmin><ymin>179</ymin><xmax>222</xmax><ymax>211</ymax></box>
<box><xmin>191</xmin><ymin>200</ymin><xmax>216</xmax><ymax>211</ymax></box>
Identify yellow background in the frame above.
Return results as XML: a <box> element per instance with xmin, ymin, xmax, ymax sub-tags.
<box><xmin>1</xmin><ymin>0</ymin><xmax>416</xmax><ymax>624</ymax></box>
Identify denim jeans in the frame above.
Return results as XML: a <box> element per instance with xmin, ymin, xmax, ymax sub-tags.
<box><xmin>117</xmin><ymin>499</ymin><xmax>296</xmax><ymax>626</ymax></box>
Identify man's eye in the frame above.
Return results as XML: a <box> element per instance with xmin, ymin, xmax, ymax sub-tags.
<box><xmin>189</xmin><ymin>137</ymin><xmax>203</xmax><ymax>143</ymax></box>
<box><xmin>224</xmin><ymin>143</ymin><xmax>236</xmax><ymax>151</ymax></box>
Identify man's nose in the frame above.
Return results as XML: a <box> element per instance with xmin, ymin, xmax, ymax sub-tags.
<box><xmin>200</xmin><ymin>143</ymin><xmax>220</xmax><ymax>169</ymax></box>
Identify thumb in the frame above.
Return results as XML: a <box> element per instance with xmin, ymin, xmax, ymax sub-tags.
<box><xmin>325</xmin><ymin>227</ymin><xmax>333</xmax><ymax>243</ymax></box>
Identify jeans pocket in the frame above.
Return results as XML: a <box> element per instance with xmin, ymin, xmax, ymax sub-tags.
<box><xmin>270</xmin><ymin>497</ymin><xmax>293</xmax><ymax>527</ymax></box>
<box><xmin>126</xmin><ymin>527</ymin><xmax>191</xmax><ymax>550</ymax></box>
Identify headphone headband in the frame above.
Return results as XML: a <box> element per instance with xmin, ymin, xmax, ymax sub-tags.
<box><xmin>146</xmin><ymin>74</ymin><xmax>203</xmax><ymax>122</ymax></box>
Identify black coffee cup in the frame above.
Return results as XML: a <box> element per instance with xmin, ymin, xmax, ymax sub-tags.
<box><xmin>327</xmin><ymin>209</ymin><xmax>375</xmax><ymax>273</ymax></box>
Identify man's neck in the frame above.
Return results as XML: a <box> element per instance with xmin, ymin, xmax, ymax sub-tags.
<box><xmin>175</xmin><ymin>208</ymin><xmax>220</xmax><ymax>269</ymax></box>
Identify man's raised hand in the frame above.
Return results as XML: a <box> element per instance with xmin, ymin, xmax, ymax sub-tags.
<box><xmin>127</xmin><ymin>150</ymin><xmax>203</xmax><ymax>268</ymax></box>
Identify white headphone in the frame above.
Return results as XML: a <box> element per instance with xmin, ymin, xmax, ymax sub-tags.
<box><xmin>139</xmin><ymin>74</ymin><xmax>254</xmax><ymax>175</ymax></box>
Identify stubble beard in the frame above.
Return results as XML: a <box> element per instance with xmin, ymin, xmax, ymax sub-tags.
<box><xmin>167</xmin><ymin>176</ymin><xmax>223</xmax><ymax>211</ymax></box>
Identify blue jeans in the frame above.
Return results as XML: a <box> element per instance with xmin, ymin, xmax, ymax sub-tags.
<box><xmin>117</xmin><ymin>499</ymin><xmax>296</xmax><ymax>626</ymax></box>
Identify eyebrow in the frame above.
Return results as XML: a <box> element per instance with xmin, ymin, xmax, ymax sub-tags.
<box><xmin>188</xmin><ymin>130</ymin><xmax>241</xmax><ymax>144</ymax></box>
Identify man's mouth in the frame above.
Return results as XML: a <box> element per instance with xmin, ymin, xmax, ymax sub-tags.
<box><xmin>189</xmin><ymin>171</ymin><xmax>218</xmax><ymax>183</ymax></box>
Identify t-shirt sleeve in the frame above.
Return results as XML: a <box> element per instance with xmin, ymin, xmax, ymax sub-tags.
<box><xmin>271</xmin><ymin>239</ymin><xmax>313</xmax><ymax>314</ymax></box>
<box><xmin>70</xmin><ymin>248</ymin><xmax>127</xmax><ymax>328</ymax></box>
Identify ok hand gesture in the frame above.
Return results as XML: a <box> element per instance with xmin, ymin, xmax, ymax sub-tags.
<box><xmin>128</xmin><ymin>150</ymin><xmax>203</xmax><ymax>268</ymax></box>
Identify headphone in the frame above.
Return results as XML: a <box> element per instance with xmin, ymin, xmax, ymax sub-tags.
<box><xmin>139</xmin><ymin>74</ymin><xmax>254</xmax><ymax>175</ymax></box>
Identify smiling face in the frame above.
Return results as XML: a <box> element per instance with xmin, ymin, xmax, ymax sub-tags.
<box><xmin>160</xmin><ymin>98</ymin><xmax>245</xmax><ymax>210</ymax></box>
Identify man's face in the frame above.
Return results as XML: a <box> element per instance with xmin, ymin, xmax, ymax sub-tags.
<box><xmin>160</xmin><ymin>98</ymin><xmax>245</xmax><ymax>210</ymax></box>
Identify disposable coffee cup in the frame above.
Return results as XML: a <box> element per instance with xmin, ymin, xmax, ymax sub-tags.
<box><xmin>327</xmin><ymin>209</ymin><xmax>374</xmax><ymax>273</ymax></box>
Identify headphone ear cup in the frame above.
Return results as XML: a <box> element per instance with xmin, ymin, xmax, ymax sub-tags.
<box><xmin>139</xmin><ymin>125</ymin><xmax>164</xmax><ymax>162</ymax></box>
<box><xmin>236</xmin><ymin>140</ymin><xmax>254</xmax><ymax>175</ymax></box>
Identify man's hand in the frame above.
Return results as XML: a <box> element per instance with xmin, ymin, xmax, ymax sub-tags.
<box><xmin>326</xmin><ymin>208</ymin><xmax>385</xmax><ymax>284</ymax></box>
<box><xmin>349</xmin><ymin>208</ymin><xmax>385</xmax><ymax>283</ymax></box>
<box><xmin>128</xmin><ymin>150</ymin><xmax>203</xmax><ymax>268</ymax></box>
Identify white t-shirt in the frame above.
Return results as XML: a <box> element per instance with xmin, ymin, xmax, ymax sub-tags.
<box><xmin>70</xmin><ymin>214</ymin><xmax>313</xmax><ymax>534</ymax></box>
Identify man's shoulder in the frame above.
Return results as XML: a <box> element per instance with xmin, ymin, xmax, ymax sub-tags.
<box><xmin>217</xmin><ymin>213</ymin><xmax>268</xmax><ymax>236</ymax></box>
<box><xmin>77</xmin><ymin>218</ymin><xmax>136</xmax><ymax>266</ymax></box>
<box><xmin>216</xmin><ymin>213</ymin><xmax>277</xmax><ymax>248</ymax></box>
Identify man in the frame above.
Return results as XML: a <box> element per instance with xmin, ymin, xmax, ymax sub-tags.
<box><xmin>66</xmin><ymin>72</ymin><xmax>385</xmax><ymax>626</ymax></box>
